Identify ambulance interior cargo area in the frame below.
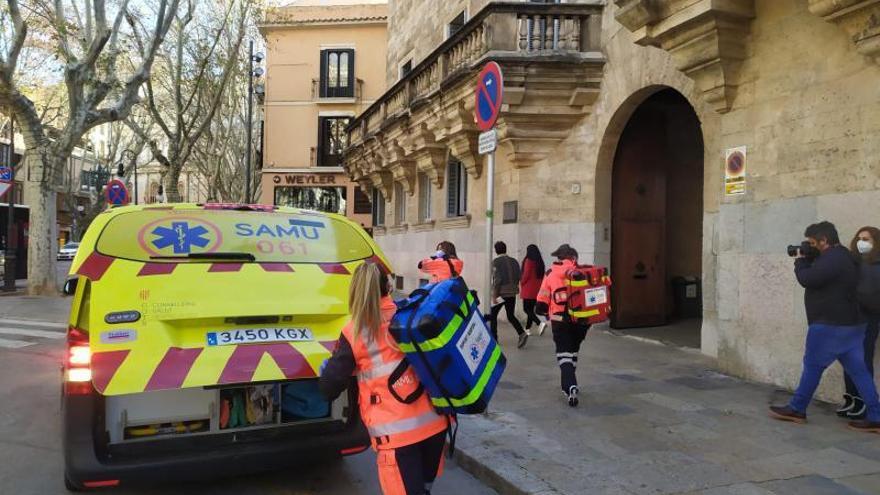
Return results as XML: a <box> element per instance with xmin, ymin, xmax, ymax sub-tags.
<box><xmin>106</xmin><ymin>382</ymin><xmax>346</xmax><ymax>443</ymax></box>
<box><xmin>65</xmin><ymin>206</ymin><xmax>383</xmax><ymax>446</ymax></box>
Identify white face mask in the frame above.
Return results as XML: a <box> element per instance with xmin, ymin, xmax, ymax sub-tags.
<box><xmin>857</xmin><ymin>239</ymin><xmax>873</xmax><ymax>254</ymax></box>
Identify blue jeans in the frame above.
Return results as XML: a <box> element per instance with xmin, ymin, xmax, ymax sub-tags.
<box><xmin>790</xmin><ymin>323</ymin><xmax>880</xmax><ymax>422</ymax></box>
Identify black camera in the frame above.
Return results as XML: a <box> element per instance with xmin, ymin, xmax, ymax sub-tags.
<box><xmin>787</xmin><ymin>241</ymin><xmax>818</xmax><ymax>259</ymax></box>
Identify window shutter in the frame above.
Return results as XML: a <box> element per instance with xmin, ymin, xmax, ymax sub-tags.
<box><xmin>446</xmin><ymin>162</ymin><xmax>459</xmax><ymax>217</ymax></box>
<box><xmin>319</xmin><ymin>50</ymin><xmax>329</xmax><ymax>97</ymax></box>
<box><xmin>459</xmin><ymin>163</ymin><xmax>467</xmax><ymax>214</ymax></box>
<box><xmin>317</xmin><ymin>117</ymin><xmax>327</xmax><ymax>167</ymax></box>
<box><xmin>346</xmin><ymin>49</ymin><xmax>355</xmax><ymax>93</ymax></box>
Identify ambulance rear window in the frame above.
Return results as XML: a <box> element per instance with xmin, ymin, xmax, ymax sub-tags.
<box><xmin>95</xmin><ymin>209</ymin><xmax>374</xmax><ymax>263</ymax></box>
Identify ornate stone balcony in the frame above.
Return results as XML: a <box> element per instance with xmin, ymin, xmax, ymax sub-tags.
<box><xmin>343</xmin><ymin>1</ymin><xmax>605</xmax><ymax>197</ymax></box>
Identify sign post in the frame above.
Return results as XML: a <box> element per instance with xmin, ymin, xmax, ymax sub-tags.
<box><xmin>475</xmin><ymin>62</ymin><xmax>503</xmax><ymax>315</ymax></box>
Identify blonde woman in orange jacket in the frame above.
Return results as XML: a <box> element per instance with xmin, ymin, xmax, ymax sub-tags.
<box><xmin>319</xmin><ymin>263</ymin><xmax>449</xmax><ymax>494</ymax></box>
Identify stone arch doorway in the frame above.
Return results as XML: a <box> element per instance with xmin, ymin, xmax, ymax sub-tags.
<box><xmin>608</xmin><ymin>88</ymin><xmax>704</xmax><ymax>340</ymax></box>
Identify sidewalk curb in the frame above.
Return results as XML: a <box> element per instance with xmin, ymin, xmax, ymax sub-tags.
<box><xmin>453</xmin><ymin>443</ymin><xmax>562</xmax><ymax>495</ymax></box>
<box><xmin>451</xmin><ymin>412</ymin><xmax>563</xmax><ymax>495</ymax></box>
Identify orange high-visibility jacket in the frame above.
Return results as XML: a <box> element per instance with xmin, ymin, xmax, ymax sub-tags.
<box><xmin>419</xmin><ymin>257</ymin><xmax>464</xmax><ymax>283</ymax></box>
<box><xmin>537</xmin><ymin>259</ymin><xmax>577</xmax><ymax>321</ymax></box>
<box><xmin>341</xmin><ymin>297</ymin><xmax>448</xmax><ymax>450</ymax></box>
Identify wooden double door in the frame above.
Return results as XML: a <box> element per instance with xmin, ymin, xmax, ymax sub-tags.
<box><xmin>611</xmin><ymin>90</ymin><xmax>703</xmax><ymax>329</ymax></box>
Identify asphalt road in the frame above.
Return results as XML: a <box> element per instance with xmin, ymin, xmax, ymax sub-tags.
<box><xmin>0</xmin><ymin>296</ymin><xmax>496</xmax><ymax>495</ymax></box>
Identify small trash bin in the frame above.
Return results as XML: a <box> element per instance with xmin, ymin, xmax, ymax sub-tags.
<box><xmin>671</xmin><ymin>276</ymin><xmax>702</xmax><ymax>319</ymax></box>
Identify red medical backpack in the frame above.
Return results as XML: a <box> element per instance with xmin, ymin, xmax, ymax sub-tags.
<box><xmin>552</xmin><ymin>265</ymin><xmax>612</xmax><ymax>325</ymax></box>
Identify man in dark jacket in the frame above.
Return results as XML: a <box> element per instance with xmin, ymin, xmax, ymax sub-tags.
<box><xmin>770</xmin><ymin>221</ymin><xmax>880</xmax><ymax>432</ymax></box>
<box><xmin>490</xmin><ymin>241</ymin><xmax>527</xmax><ymax>348</ymax></box>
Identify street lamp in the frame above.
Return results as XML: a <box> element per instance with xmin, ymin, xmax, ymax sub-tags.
<box><xmin>115</xmin><ymin>149</ymin><xmax>138</xmax><ymax>204</ymax></box>
<box><xmin>246</xmin><ymin>42</ymin><xmax>264</xmax><ymax>204</ymax></box>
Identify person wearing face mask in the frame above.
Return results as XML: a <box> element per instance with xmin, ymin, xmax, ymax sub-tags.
<box><xmin>837</xmin><ymin>226</ymin><xmax>880</xmax><ymax>420</ymax></box>
<box><xmin>418</xmin><ymin>241</ymin><xmax>464</xmax><ymax>283</ymax></box>
<box><xmin>769</xmin><ymin>221</ymin><xmax>880</xmax><ymax>433</ymax></box>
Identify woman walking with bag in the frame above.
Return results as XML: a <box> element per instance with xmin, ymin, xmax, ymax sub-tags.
<box><xmin>837</xmin><ymin>226</ymin><xmax>880</xmax><ymax>420</ymax></box>
<box><xmin>319</xmin><ymin>263</ymin><xmax>449</xmax><ymax>495</ymax></box>
<box><xmin>520</xmin><ymin>244</ymin><xmax>547</xmax><ymax>336</ymax></box>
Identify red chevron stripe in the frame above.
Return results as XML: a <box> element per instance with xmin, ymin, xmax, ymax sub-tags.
<box><xmin>145</xmin><ymin>347</ymin><xmax>203</xmax><ymax>391</ymax></box>
<box><xmin>319</xmin><ymin>263</ymin><xmax>350</xmax><ymax>275</ymax></box>
<box><xmin>209</xmin><ymin>263</ymin><xmax>243</xmax><ymax>273</ymax></box>
<box><xmin>138</xmin><ymin>262</ymin><xmax>178</xmax><ymax>277</ymax></box>
<box><xmin>260</xmin><ymin>263</ymin><xmax>294</xmax><ymax>273</ymax></box>
<box><xmin>91</xmin><ymin>350</ymin><xmax>130</xmax><ymax>393</ymax></box>
<box><xmin>320</xmin><ymin>340</ymin><xmax>338</xmax><ymax>354</ymax></box>
<box><xmin>218</xmin><ymin>343</ymin><xmax>315</xmax><ymax>384</ymax></box>
<box><xmin>77</xmin><ymin>252</ymin><xmax>115</xmax><ymax>281</ymax></box>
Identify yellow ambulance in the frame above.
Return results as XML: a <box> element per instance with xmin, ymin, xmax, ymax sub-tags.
<box><xmin>62</xmin><ymin>203</ymin><xmax>391</xmax><ymax>491</ymax></box>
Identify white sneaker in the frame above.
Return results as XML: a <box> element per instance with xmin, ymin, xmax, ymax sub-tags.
<box><xmin>567</xmin><ymin>386</ymin><xmax>579</xmax><ymax>407</ymax></box>
<box><xmin>538</xmin><ymin>322</ymin><xmax>547</xmax><ymax>336</ymax></box>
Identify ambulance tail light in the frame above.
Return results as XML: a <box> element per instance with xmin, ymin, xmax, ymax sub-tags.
<box><xmin>65</xmin><ymin>326</ymin><xmax>94</xmax><ymax>396</ymax></box>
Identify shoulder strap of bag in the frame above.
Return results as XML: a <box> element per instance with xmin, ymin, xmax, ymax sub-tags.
<box><xmin>445</xmin><ymin>257</ymin><xmax>459</xmax><ymax>278</ymax></box>
<box><xmin>399</xmin><ymin>290</ymin><xmax>459</xmax><ymax>455</ymax></box>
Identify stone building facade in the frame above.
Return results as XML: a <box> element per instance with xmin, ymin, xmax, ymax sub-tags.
<box><xmin>343</xmin><ymin>0</ymin><xmax>880</xmax><ymax>399</ymax></box>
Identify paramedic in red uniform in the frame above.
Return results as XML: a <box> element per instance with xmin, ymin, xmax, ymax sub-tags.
<box><xmin>536</xmin><ymin>244</ymin><xmax>589</xmax><ymax>407</ymax></box>
<box><xmin>319</xmin><ymin>263</ymin><xmax>450</xmax><ymax>495</ymax></box>
<box><xmin>419</xmin><ymin>241</ymin><xmax>464</xmax><ymax>283</ymax></box>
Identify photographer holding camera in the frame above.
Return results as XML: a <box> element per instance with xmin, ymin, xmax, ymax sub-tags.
<box><xmin>770</xmin><ymin>221</ymin><xmax>880</xmax><ymax>432</ymax></box>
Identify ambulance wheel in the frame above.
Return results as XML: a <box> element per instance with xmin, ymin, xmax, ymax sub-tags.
<box><xmin>64</xmin><ymin>475</ymin><xmax>84</xmax><ymax>492</ymax></box>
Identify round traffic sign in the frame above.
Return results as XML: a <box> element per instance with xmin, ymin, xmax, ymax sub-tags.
<box><xmin>105</xmin><ymin>178</ymin><xmax>131</xmax><ymax>206</ymax></box>
<box><xmin>475</xmin><ymin>62</ymin><xmax>504</xmax><ymax>132</ymax></box>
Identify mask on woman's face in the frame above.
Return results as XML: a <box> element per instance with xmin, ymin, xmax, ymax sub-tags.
<box><xmin>857</xmin><ymin>239</ymin><xmax>873</xmax><ymax>254</ymax></box>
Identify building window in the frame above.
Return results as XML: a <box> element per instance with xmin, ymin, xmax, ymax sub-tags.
<box><xmin>446</xmin><ymin>158</ymin><xmax>467</xmax><ymax>218</ymax></box>
<box><xmin>318</xmin><ymin>116</ymin><xmax>351</xmax><ymax>168</ymax></box>
<box><xmin>400</xmin><ymin>60</ymin><xmax>413</xmax><ymax>79</ymax></box>
<box><xmin>353</xmin><ymin>187</ymin><xmax>372</xmax><ymax>214</ymax></box>
<box><xmin>320</xmin><ymin>49</ymin><xmax>355</xmax><ymax>98</ymax></box>
<box><xmin>275</xmin><ymin>186</ymin><xmax>347</xmax><ymax>215</ymax></box>
<box><xmin>395</xmin><ymin>275</ymin><xmax>405</xmax><ymax>291</ymax></box>
<box><xmin>394</xmin><ymin>182</ymin><xmax>406</xmax><ymax>225</ymax></box>
<box><xmin>418</xmin><ymin>173</ymin><xmax>432</xmax><ymax>223</ymax></box>
<box><xmin>447</xmin><ymin>10</ymin><xmax>467</xmax><ymax>38</ymax></box>
<box><xmin>372</xmin><ymin>188</ymin><xmax>385</xmax><ymax>226</ymax></box>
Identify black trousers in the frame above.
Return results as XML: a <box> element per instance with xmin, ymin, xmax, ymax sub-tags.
<box><xmin>551</xmin><ymin>321</ymin><xmax>589</xmax><ymax>393</ymax></box>
<box><xmin>522</xmin><ymin>298</ymin><xmax>542</xmax><ymax>329</ymax></box>
<box><xmin>377</xmin><ymin>430</ymin><xmax>446</xmax><ymax>495</ymax></box>
<box><xmin>489</xmin><ymin>296</ymin><xmax>525</xmax><ymax>341</ymax></box>
<box><xmin>845</xmin><ymin>316</ymin><xmax>880</xmax><ymax>399</ymax></box>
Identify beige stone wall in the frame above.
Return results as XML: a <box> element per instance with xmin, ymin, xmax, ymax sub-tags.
<box><xmin>370</xmin><ymin>0</ymin><xmax>880</xmax><ymax>401</ymax></box>
<box><xmin>386</xmin><ymin>0</ymin><xmax>494</xmax><ymax>85</ymax></box>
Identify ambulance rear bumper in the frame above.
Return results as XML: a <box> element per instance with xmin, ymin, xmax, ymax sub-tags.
<box><xmin>63</xmin><ymin>388</ymin><xmax>369</xmax><ymax>489</ymax></box>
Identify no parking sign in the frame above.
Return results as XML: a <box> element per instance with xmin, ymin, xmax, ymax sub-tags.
<box><xmin>475</xmin><ymin>62</ymin><xmax>503</xmax><ymax>132</ymax></box>
<box><xmin>105</xmin><ymin>178</ymin><xmax>130</xmax><ymax>206</ymax></box>
<box><xmin>0</xmin><ymin>166</ymin><xmax>12</xmax><ymax>199</ymax></box>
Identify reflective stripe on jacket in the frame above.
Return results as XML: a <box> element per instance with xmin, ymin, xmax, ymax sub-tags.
<box><xmin>419</xmin><ymin>257</ymin><xmax>464</xmax><ymax>283</ymax></box>
<box><xmin>341</xmin><ymin>296</ymin><xmax>448</xmax><ymax>450</ymax></box>
<box><xmin>537</xmin><ymin>259</ymin><xmax>577</xmax><ymax>321</ymax></box>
